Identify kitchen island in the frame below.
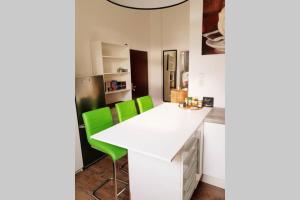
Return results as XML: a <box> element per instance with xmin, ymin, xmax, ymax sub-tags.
<box><xmin>92</xmin><ymin>103</ymin><xmax>212</xmax><ymax>200</ymax></box>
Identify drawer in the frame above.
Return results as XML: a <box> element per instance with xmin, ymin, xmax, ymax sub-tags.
<box><xmin>194</xmin><ymin>124</ymin><xmax>203</xmax><ymax>138</ymax></box>
<box><xmin>183</xmin><ymin>172</ymin><xmax>196</xmax><ymax>192</ymax></box>
<box><xmin>184</xmin><ymin>134</ymin><xmax>197</xmax><ymax>152</ymax></box>
<box><xmin>183</xmin><ymin>176</ymin><xmax>198</xmax><ymax>200</ymax></box>
<box><xmin>183</xmin><ymin>158</ymin><xmax>197</xmax><ymax>179</ymax></box>
<box><xmin>183</xmin><ymin>144</ymin><xmax>197</xmax><ymax>165</ymax></box>
<box><xmin>183</xmin><ymin>159</ymin><xmax>197</xmax><ymax>190</ymax></box>
<box><xmin>183</xmin><ymin>186</ymin><xmax>193</xmax><ymax>200</ymax></box>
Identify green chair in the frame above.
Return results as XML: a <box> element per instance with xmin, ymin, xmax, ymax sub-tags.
<box><xmin>82</xmin><ymin>107</ymin><xmax>128</xmax><ymax>200</ymax></box>
<box><xmin>115</xmin><ymin>100</ymin><xmax>138</xmax><ymax>122</ymax></box>
<box><xmin>136</xmin><ymin>95</ymin><xmax>154</xmax><ymax>113</ymax></box>
<box><xmin>115</xmin><ymin>100</ymin><xmax>138</xmax><ymax>174</ymax></box>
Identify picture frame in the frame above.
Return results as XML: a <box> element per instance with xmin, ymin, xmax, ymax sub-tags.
<box><xmin>203</xmin><ymin>97</ymin><xmax>214</xmax><ymax>107</ymax></box>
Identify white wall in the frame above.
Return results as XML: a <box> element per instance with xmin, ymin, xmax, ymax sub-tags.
<box><xmin>149</xmin><ymin>2</ymin><xmax>190</xmax><ymax>105</ymax></box>
<box><xmin>161</xmin><ymin>3</ymin><xmax>190</xmax><ymax>90</ymax></box>
<box><xmin>160</xmin><ymin>3</ymin><xmax>189</xmax><ymax>51</ymax></box>
<box><xmin>189</xmin><ymin>0</ymin><xmax>225</xmax><ymax>108</ymax></box>
<box><xmin>149</xmin><ymin>11</ymin><xmax>163</xmax><ymax>105</ymax></box>
<box><xmin>149</xmin><ymin>0</ymin><xmax>225</xmax><ymax>107</ymax></box>
<box><xmin>76</xmin><ymin>0</ymin><xmax>224</xmax><ymax>107</ymax></box>
<box><xmin>75</xmin><ymin>0</ymin><xmax>152</xmax><ymax>173</ymax></box>
<box><xmin>76</xmin><ymin>0</ymin><xmax>190</xmax><ymax>106</ymax></box>
<box><xmin>76</xmin><ymin>0</ymin><xmax>150</xmax><ymax>77</ymax></box>
<box><xmin>148</xmin><ymin>0</ymin><xmax>225</xmax><ymax>108</ymax></box>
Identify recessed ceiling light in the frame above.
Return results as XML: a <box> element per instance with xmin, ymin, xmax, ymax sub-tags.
<box><xmin>106</xmin><ymin>0</ymin><xmax>188</xmax><ymax>10</ymax></box>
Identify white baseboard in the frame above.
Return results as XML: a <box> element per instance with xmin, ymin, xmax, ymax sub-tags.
<box><xmin>201</xmin><ymin>174</ymin><xmax>225</xmax><ymax>189</ymax></box>
<box><xmin>75</xmin><ymin>168</ymin><xmax>83</xmax><ymax>174</ymax></box>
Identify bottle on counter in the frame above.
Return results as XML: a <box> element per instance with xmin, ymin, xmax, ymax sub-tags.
<box><xmin>188</xmin><ymin>97</ymin><xmax>193</xmax><ymax>106</ymax></box>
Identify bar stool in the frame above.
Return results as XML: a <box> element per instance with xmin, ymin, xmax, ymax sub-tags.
<box><xmin>115</xmin><ymin>100</ymin><xmax>138</xmax><ymax>122</ymax></box>
<box><xmin>136</xmin><ymin>95</ymin><xmax>154</xmax><ymax>113</ymax></box>
<box><xmin>82</xmin><ymin>107</ymin><xmax>128</xmax><ymax>200</ymax></box>
<box><xmin>115</xmin><ymin>100</ymin><xmax>138</xmax><ymax>173</ymax></box>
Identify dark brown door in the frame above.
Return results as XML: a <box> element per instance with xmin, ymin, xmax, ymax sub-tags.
<box><xmin>130</xmin><ymin>50</ymin><xmax>149</xmax><ymax>99</ymax></box>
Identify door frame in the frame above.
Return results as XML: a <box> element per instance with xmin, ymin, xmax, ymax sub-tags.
<box><xmin>130</xmin><ymin>49</ymin><xmax>149</xmax><ymax>99</ymax></box>
<box><xmin>162</xmin><ymin>49</ymin><xmax>177</xmax><ymax>102</ymax></box>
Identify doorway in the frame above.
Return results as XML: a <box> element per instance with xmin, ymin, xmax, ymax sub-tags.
<box><xmin>130</xmin><ymin>49</ymin><xmax>149</xmax><ymax>99</ymax></box>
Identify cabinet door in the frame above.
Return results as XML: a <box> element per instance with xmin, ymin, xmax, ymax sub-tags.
<box><xmin>76</xmin><ymin>39</ymin><xmax>94</xmax><ymax>77</ymax></box>
<box><xmin>90</xmin><ymin>41</ymin><xmax>103</xmax><ymax>75</ymax></box>
<box><xmin>203</xmin><ymin>122</ymin><xmax>225</xmax><ymax>180</ymax></box>
<box><xmin>196</xmin><ymin>123</ymin><xmax>204</xmax><ymax>177</ymax></box>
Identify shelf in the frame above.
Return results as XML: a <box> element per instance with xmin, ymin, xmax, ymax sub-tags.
<box><xmin>105</xmin><ymin>88</ymin><xmax>131</xmax><ymax>95</ymax></box>
<box><xmin>102</xmin><ymin>42</ymin><xmax>128</xmax><ymax>47</ymax></box>
<box><xmin>103</xmin><ymin>72</ymin><xmax>129</xmax><ymax>75</ymax></box>
<box><xmin>102</xmin><ymin>56</ymin><xmax>128</xmax><ymax>60</ymax></box>
<box><xmin>106</xmin><ymin>101</ymin><xmax>123</xmax><ymax>108</ymax></box>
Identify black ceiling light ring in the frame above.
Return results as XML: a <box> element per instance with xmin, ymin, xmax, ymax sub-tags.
<box><xmin>106</xmin><ymin>0</ymin><xmax>189</xmax><ymax>10</ymax></box>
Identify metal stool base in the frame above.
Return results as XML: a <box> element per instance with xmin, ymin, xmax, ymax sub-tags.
<box><xmin>91</xmin><ymin>178</ymin><xmax>128</xmax><ymax>200</ymax></box>
<box><xmin>90</xmin><ymin>161</ymin><xmax>129</xmax><ymax>200</ymax></box>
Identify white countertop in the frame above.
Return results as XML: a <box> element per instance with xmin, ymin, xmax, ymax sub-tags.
<box><xmin>204</xmin><ymin>107</ymin><xmax>225</xmax><ymax>124</ymax></box>
<box><xmin>91</xmin><ymin>103</ymin><xmax>212</xmax><ymax>162</ymax></box>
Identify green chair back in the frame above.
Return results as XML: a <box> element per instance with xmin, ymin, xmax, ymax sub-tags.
<box><xmin>82</xmin><ymin>107</ymin><xmax>127</xmax><ymax>161</ymax></box>
<box><xmin>137</xmin><ymin>95</ymin><xmax>154</xmax><ymax>113</ymax></box>
<box><xmin>115</xmin><ymin>100</ymin><xmax>138</xmax><ymax>122</ymax></box>
<box><xmin>82</xmin><ymin>107</ymin><xmax>113</xmax><ymax>142</ymax></box>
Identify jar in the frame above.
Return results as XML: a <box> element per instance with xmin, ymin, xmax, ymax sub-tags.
<box><xmin>193</xmin><ymin>98</ymin><xmax>198</xmax><ymax>107</ymax></box>
<box><xmin>197</xmin><ymin>100</ymin><xmax>203</xmax><ymax>108</ymax></box>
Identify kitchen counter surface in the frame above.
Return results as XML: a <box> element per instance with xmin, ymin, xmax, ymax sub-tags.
<box><xmin>204</xmin><ymin>107</ymin><xmax>225</xmax><ymax>124</ymax></box>
<box><xmin>92</xmin><ymin>103</ymin><xmax>212</xmax><ymax>162</ymax></box>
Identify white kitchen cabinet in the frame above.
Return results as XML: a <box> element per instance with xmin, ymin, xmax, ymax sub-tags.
<box><xmin>203</xmin><ymin>122</ymin><xmax>225</xmax><ymax>188</ymax></box>
<box><xmin>126</xmin><ymin>124</ymin><xmax>203</xmax><ymax>200</ymax></box>
<box><xmin>75</xmin><ymin>41</ymin><xmax>104</xmax><ymax>77</ymax></box>
<box><xmin>90</xmin><ymin>41</ymin><xmax>104</xmax><ymax>76</ymax></box>
<box><xmin>75</xmin><ymin>61</ymin><xmax>93</xmax><ymax>77</ymax></box>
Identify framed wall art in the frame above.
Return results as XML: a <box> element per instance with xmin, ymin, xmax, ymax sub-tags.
<box><xmin>202</xmin><ymin>0</ymin><xmax>225</xmax><ymax>55</ymax></box>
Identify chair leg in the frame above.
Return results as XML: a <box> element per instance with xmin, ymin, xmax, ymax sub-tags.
<box><xmin>113</xmin><ymin>161</ymin><xmax>128</xmax><ymax>199</ymax></box>
<box><xmin>113</xmin><ymin>162</ymin><xmax>118</xmax><ymax>199</ymax></box>
<box><xmin>91</xmin><ymin>179</ymin><xmax>111</xmax><ymax>200</ymax></box>
<box><xmin>91</xmin><ymin>160</ymin><xmax>129</xmax><ymax>200</ymax></box>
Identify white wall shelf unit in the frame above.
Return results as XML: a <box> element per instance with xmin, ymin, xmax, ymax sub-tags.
<box><xmin>103</xmin><ymin>72</ymin><xmax>129</xmax><ymax>75</ymax></box>
<box><xmin>105</xmin><ymin>88</ymin><xmax>131</xmax><ymax>95</ymax></box>
<box><xmin>102</xmin><ymin>56</ymin><xmax>129</xmax><ymax>60</ymax></box>
<box><xmin>92</xmin><ymin>41</ymin><xmax>132</xmax><ymax>105</ymax></box>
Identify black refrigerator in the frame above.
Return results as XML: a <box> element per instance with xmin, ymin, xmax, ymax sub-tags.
<box><xmin>75</xmin><ymin>75</ymin><xmax>106</xmax><ymax>168</ymax></box>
